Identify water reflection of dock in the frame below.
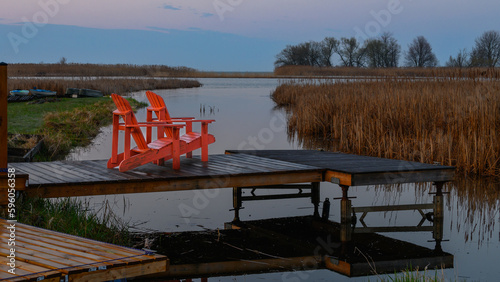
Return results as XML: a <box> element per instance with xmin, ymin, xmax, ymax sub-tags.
<box><xmin>140</xmin><ymin>216</ymin><xmax>452</xmax><ymax>280</ymax></box>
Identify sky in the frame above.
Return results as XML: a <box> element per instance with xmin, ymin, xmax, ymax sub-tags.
<box><xmin>0</xmin><ymin>0</ymin><xmax>499</xmax><ymax>71</ymax></box>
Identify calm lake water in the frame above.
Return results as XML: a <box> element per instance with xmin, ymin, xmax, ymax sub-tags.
<box><xmin>67</xmin><ymin>78</ymin><xmax>499</xmax><ymax>281</ymax></box>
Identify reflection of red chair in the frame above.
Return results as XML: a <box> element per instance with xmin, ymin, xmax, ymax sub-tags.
<box><xmin>107</xmin><ymin>94</ymin><xmax>186</xmax><ymax>172</ymax></box>
<box><xmin>146</xmin><ymin>91</ymin><xmax>215</xmax><ymax>161</ymax></box>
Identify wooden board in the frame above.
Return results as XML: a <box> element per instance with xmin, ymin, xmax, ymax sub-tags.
<box><xmin>0</xmin><ymin>219</ymin><xmax>168</xmax><ymax>281</ymax></box>
<box><xmin>226</xmin><ymin>150</ymin><xmax>455</xmax><ymax>186</ymax></box>
<box><xmin>10</xmin><ymin>154</ymin><xmax>323</xmax><ymax>198</ymax></box>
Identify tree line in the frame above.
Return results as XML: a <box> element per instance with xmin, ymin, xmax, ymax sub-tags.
<box><xmin>275</xmin><ymin>30</ymin><xmax>500</xmax><ymax>68</ymax></box>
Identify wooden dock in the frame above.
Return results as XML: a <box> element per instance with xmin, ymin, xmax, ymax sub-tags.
<box><xmin>9</xmin><ymin>150</ymin><xmax>454</xmax><ymax>200</ymax></box>
<box><xmin>4</xmin><ymin>151</ymin><xmax>456</xmax><ymax>280</ymax></box>
<box><xmin>0</xmin><ymin>219</ymin><xmax>167</xmax><ymax>281</ymax></box>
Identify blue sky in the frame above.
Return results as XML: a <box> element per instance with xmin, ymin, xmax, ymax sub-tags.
<box><xmin>1</xmin><ymin>0</ymin><xmax>499</xmax><ymax>71</ymax></box>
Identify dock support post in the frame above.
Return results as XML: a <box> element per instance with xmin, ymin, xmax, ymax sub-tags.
<box><xmin>232</xmin><ymin>187</ymin><xmax>242</xmax><ymax>222</ymax></box>
<box><xmin>311</xmin><ymin>182</ymin><xmax>320</xmax><ymax>217</ymax></box>
<box><xmin>340</xmin><ymin>185</ymin><xmax>352</xmax><ymax>242</ymax></box>
<box><xmin>433</xmin><ymin>181</ymin><xmax>445</xmax><ymax>242</ymax></box>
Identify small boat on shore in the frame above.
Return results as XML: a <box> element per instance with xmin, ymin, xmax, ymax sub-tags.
<box><xmin>66</xmin><ymin>88</ymin><xmax>103</xmax><ymax>98</ymax></box>
<box><xmin>30</xmin><ymin>88</ymin><xmax>57</xmax><ymax>97</ymax></box>
<box><xmin>80</xmin><ymin>89</ymin><xmax>103</xmax><ymax>97</ymax></box>
<box><xmin>10</xmin><ymin>90</ymin><xmax>30</xmax><ymax>96</ymax></box>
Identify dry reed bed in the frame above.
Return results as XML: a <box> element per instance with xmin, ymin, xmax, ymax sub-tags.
<box><xmin>272</xmin><ymin>78</ymin><xmax>500</xmax><ymax>177</ymax></box>
<box><xmin>8</xmin><ymin>63</ymin><xmax>274</xmax><ymax>78</ymax></box>
<box><xmin>9</xmin><ymin>63</ymin><xmax>196</xmax><ymax>77</ymax></box>
<box><xmin>8</xmin><ymin>77</ymin><xmax>201</xmax><ymax>96</ymax></box>
<box><xmin>274</xmin><ymin>65</ymin><xmax>500</xmax><ymax>79</ymax></box>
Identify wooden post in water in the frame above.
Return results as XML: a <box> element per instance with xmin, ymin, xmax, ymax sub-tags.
<box><xmin>340</xmin><ymin>185</ymin><xmax>352</xmax><ymax>242</ymax></box>
<box><xmin>433</xmin><ymin>182</ymin><xmax>444</xmax><ymax>242</ymax></box>
<box><xmin>0</xmin><ymin>62</ymin><xmax>7</xmax><ymax>173</ymax></box>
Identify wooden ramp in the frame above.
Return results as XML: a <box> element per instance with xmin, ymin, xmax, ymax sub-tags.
<box><xmin>0</xmin><ymin>219</ymin><xmax>168</xmax><ymax>281</ymax></box>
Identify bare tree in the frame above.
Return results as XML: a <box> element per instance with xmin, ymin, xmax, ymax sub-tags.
<box><xmin>336</xmin><ymin>37</ymin><xmax>365</xmax><ymax>67</ymax></box>
<box><xmin>380</xmin><ymin>32</ymin><xmax>401</xmax><ymax>67</ymax></box>
<box><xmin>446</xmin><ymin>49</ymin><xmax>470</xmax><ymax>68</ymax></box>
<box><xmin>470</xmin><ymin>30</ymin><xmax>500</xmax><ymax>67</ymax></box>
<box><xmin>275</xmin><ymin>43</ymin><xmax>316</xmax><ymax>67</ymax></box>
<box><xmin>319</xmin><ymin>37</ymin><xmax>338</xmax><ymax>67</ymax></box>
<box><xmin>275</xmin><ymin>38</ymin><xmax>338</xmax><ymax>67</ymax></box>
<box><xmin>404</xmin><ymin>36</ymin><xmax>438</xmax><ymax>67</ymax></box>
<box><xmin>363</xmin><ymin>32</ymin><xmax>401</xmax><ymax>67</ymax></box>
<box><xmin>59</xmin><ymin>57</ymin><xmax>67</xmax><ymax>65</ymax></box>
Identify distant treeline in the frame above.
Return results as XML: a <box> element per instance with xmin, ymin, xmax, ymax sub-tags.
<box><xmin>8</xmin><ymin>63</ymin><xmax>198</xmax><ymax>77</ymax></box>
<box><xmin>275</xmin><ymin>30</ymin><xmax>500</xmax><ymax>70</ymax></box>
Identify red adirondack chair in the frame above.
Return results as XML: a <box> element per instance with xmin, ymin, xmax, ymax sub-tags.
<box><xmin>107</xmin><ymin>94</ymin><xmax>186</xmax><ymax>172</ymax></box>
<box><xmin>145</xmin><ymin>91</ymin><xmax>215</xmax><ymax>162</ymax></box>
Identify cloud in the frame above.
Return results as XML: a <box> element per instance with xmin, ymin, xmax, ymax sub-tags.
<box><xmin>200</xmin><ymin>12</ymin><xmax>214</xmax><ymax>18</ymax></box>
<box><xmin>162</xmin><ymin>5</ymin><xmax>181</xmax><ymax>11</ymax></box>
<box><xmin>146</xmin><ymin>26</ymin><xmax>171</xmax><ymax>33</ymax></box>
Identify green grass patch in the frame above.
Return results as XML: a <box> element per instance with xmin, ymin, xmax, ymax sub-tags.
<box><xmin>377</xmin><ymin>267</ymin><xmax>448</xmax><ymax>282</ymax></box>
<box><xmin>8</xmin><ymin>97</ymin><xmax>147</xmax><ymax>160</ymax></box>
<box><xmin>8</xmin><ymin>98</ymin><xmax>110</xmax><ymax>134</ymax></box>
<box><xmin>16</xmin><ymin>197</ymin><xmax>131</xmax><ymax>246</ymax></box>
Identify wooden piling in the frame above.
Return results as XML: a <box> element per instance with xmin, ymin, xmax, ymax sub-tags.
<box><xmin>0</xmin><ymin>62</ymin><xmax>7</xmax><ymax>173</ymax></box>
<box><xmin>0</xmin><ymin>63</ymin><xmax>28</xmax><ymax>208</ymax></box>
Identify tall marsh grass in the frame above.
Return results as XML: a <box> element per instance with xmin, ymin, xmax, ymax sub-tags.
<box><xmin>8</xmin><ymin>77</ymin><xmax>201</xmax><ymax>96</ymax></box>
<box><xmin>272</xmin><ymin>78</ymin><xmax>500</xmax><ymax>177</ymax></box>
<box><xmin>17</xmin><ymin>197</ymin><xmax>131</xmax><ymax>246</ymax></box>
<box><xmin>275</xmin><ymin>65</ymin><xmax>500</xmax><ymax>79</ymax></box>
<box><xmin>9</xmin><ymin>63</ymin><xmax>197</xmax><ymax>77</ymax></box>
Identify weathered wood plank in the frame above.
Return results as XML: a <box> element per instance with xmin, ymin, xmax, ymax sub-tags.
<box><xmin>25</xmin><ymin>170</ymin><xmax>323</xmax><ymax>198</ymax></box>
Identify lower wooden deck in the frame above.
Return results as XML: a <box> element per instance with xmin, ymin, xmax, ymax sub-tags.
<box><xmin>0</xmin><ymin>219</ymin><xmax>167</xmax><ymax>281</ymax></box>
<box><xmin>226</xmin><ymin>150</ymin><xmax>455</xmax><ymax>186</ymax></box>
